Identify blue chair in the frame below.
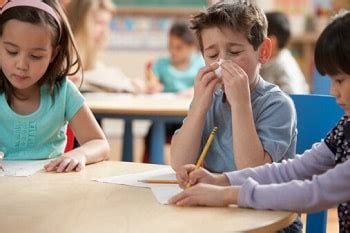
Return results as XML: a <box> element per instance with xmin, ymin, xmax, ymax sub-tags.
<box><xmin>311</xmin><ymin>68</ymin><xmax>331</xmax><ymax>95</ymax></box>
<box><xmin>290</xmin><ymin>94</ymin><xmax>344</xmax><ymax>233</ymax></box>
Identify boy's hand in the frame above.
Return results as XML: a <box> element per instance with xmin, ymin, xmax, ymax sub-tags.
<box><xmin>176</xmin><ymin>164</ymin><xmax>229</xmax><ymax>188</ymax></box>
<box><xmin>191</xmin><ymin>63</ymin><xmax>222</xmax><ymax>114</ymax></box>
<box><xmin>44</xmin><ymin>151</ymin><xmax>87</xmax><ymax>173</ymax></box>
<box><xmin>220</xmin><ymin>61</ymin><xmax>250</xmax><ymax>107</ymax></box>
<box><xmin>169</xmin><ymin>183</ymin><xmax>239</xmax><ymax>207</ymax></box>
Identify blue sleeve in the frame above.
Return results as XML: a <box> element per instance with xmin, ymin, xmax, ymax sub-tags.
<box><xmin>255</xmin><ymin>93</ymin><xmax>296</xmax><ymax>162</ymax></box>
<box><xmin>64</xmin><ymin>80</ymin><xmax>85</xmax><ymax>121</ymax></box>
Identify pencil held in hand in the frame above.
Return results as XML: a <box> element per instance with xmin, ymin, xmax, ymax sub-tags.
<box><xmin>187</xmin><ymin>127</ymin><xmax>218</xmax><ymax>188</ymax></box>
<box><xmin>139</xmin><ymin>179</ymin><xmax>179</xmax><ymax>184</ymax></box>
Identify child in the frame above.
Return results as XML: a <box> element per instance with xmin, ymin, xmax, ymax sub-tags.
<box><xmin>170</xmin><ymin>1</ymin><xmax>297</xmax><ymax>173</ymax></box>
<box><xmin>170</xmin><ymin>10</ymin><xmax>350</xmax><ymax>233</ymax></box>
<box><xmin>260</xmin><ymin>12</ymin><xmax>309</xmax><ymax>94</ymax></box>
<box><xmin>145</xmin><ymin>20</ymin><xmax>204</xmax><ymax>95</ymax></box>
<box><xmin>143</xmin><ymin>20</ymin><xmax>204</xmax><ymax>163</ymax></box>
<box><xmin>0</xmin><ymin>0</ymin><xmax>109</xmax><ymax>172</ymax></box>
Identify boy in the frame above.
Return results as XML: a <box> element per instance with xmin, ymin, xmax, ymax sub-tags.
<box><xmin>170</xmin><ymin>2</ymin><xmax>303</xmax><ymax>231</ymax></box>
<box><xmin>260</xmin><ymin>12</ymin><xmax>309</xmax><ymax>94</ymax></box>
<box><xmin>171</xmin><ymin>0</ymin><xmax>297</xmax><ymax>172</ymax></box>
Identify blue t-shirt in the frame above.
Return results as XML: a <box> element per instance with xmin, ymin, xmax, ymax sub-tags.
<box><xmin>153</xmin><ymin>53</ymin><xmax>204</xmax><ymax>93</ymax></box>
<box><xmin>201</xmin><ymin>77</ymin><xmax>297</xmax><ymax>172</ymax></box>
<box><xmin>0</xmin><ymin>79</ymin><xmax>84</xmax><ymax>160</ymax></box>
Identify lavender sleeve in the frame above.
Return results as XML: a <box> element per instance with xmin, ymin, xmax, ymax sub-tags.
<box><xmin>224</xmin><ymin>142</ymin><xmax>334</xmax><ymax>185</ymax></box>
<box><xmin>225</xmin><ymin>142</ymin><xmax>350</xmax><ymax>212</ymax></box>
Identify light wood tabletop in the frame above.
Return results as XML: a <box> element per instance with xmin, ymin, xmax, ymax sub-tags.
<box><xmin>0</xmin><ymin>161</ymin><xmax>297</xmax><ymax>233</ymax></box>
<box><xmin>84</xmin><ymin>93</ymin><xmax>191</xmax><ymax>163</ymax></box>
<box><xmin>85</xmin><ymin>93</ymin><xmax>191</xmax><ymax>116</ymax></box>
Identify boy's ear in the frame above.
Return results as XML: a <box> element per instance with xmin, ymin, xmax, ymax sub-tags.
<box><xmin>50</xmin><ymin>46</ymin><xmax>61</xmax><ymax>63</ymax></box>
<box><xmin>258</xmin><ymin>38</ymin><xmax>272</xmax><ymax>64</ymax></box>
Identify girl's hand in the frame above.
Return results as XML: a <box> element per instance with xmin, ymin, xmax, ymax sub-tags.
<box><xmin>169</xmin><ymin>183</ymin><xmax>239</xmax><ymax>207</ymax></box>
<box><xmin>176</xmin><ymin>164</ymin><xmax>230</xmax><ymax>189</ymax></box>
<box><xmin>220</xmin><ymin>61</ymin><xmax>250</xmax><ymax>107</ymax></box>
<box><xmin>191</xmin><ymin>63</ymin><xmax>222</xmax><ymax>114</ymax></box>
<box><xmin>44</xmin><ymin>151</ymin><xmax>87</xmax><ymax>173</ymax></box>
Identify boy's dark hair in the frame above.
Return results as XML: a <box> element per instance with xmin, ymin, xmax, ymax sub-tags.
<box><xmin>169</xmin><ymin>20</ymin><xmax>197</xmax><ymax>45</ymax></box>
<box><xmin>0</xmin><ymin>0</ymin><xmax>81</xmax><ymax>103</ymax></box>
<box><xmin>190</xmin><ymin>0</ymin><xmax>267</xmax><ymax>52</ymax></box>
<box><xmin>265</xmin><ymin>12</ymin><xmax>291</xmax><ymax>49</ymax></box>
<box><xmin>315</xmin><ymin>10</ymin><xmax>350</xmax><ymax>76</ymax></box>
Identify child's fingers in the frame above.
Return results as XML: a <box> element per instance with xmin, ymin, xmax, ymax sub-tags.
<box><xmin>75</xmin><ymin>162</ymin><xmax>84</xmax><ymax>172</ymax></box>
<box><xmin>55</xmin><ymin>158</ymin><xmax>71</xmax><ymax>173</ymax></box>
<box><xmin>197</xmin><ymin>63</ymin><xmax>219</xmax><ymax>80</ymax></box>
<box><xmin>65</xmin><ymin>159</ymin><xmax>79</xmax><ymax>172</ymax></box>
<box><xmin>45</xmin><ymin>158</ymin><xmax>62</xmax><ymax>172</ymax></box>
<box><xmin>168</xmin><ymin>189</ymin><xmax>189</xmax><ymax>205</ymax></box>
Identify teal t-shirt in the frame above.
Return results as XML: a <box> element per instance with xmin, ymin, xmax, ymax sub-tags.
<box><xmin>153</xmin><ymin>52</ymin><xmax>204</xmax><ymax>93</ymax></box>
<box><xmin>0</xmin><ymin>79</ymin><xmax>85</xmax><ymax>160</ymax></box>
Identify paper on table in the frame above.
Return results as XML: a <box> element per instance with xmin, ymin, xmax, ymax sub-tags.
<box><xmin>150</xmin><ymin>185</ymin><xmax>183</xmax><ymax>205</ymax></box>
<box><xmin>94</xmin><ymin>167</ymin><xmax>183</xmax><ymax>204</ymax></box>
<box><xmin>0</xmin><ymin>159</ymin><xmax>52</xmax><ymax>177</ymax></box>
<box><xmin>94</xmin><ymin>167</ymin><xmax>177</xmax><ymax>188</ymax></box>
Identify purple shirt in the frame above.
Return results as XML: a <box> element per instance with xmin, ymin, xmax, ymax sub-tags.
<box><xmin>225</xmin><ymin>141</ymin><xmax>350</xmax><ymax>212</ymax></box>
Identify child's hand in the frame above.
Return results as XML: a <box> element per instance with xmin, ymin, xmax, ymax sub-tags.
<box><xmin>44</xmin><ymin>151</ymin><xmax>87</xmax><ymax>173</ymax></box>
<box><xmin>169</xmin><ymin>183</ymin><xmax>239</xmax><ymax>206</ymax></box>
<box><xmin>220</xmin><ymin>61</ymin><xmax>250</xmax><ymax>107</ymax></box>
<box><xmin>176</xmin><ymin>164</ymin><xmax>229</xmax><ymax>188</ymax></box>
<box><xmin>191</xmin><ymin>63</ymin><xmax>222</xmax><ymax>114</ymax></box>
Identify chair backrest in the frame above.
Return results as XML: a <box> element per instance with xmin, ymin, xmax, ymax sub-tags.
<box><xmin>311</xmin><ymin>68</ymin><xmax>331</xmax><ymax>95</ymax></box>
<box><xmin>290</xmin><ymin>94</ymin><xmax>344</xmax><ymax>233</ymax></box>
<box><xmin>64</xmin><ymin>125</ymin><xmax>75</xmax><ymax>152</ymax></box>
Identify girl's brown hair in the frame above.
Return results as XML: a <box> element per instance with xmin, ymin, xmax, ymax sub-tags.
<box><xmin>0</xmin><ymin>0</ymin><xmax>82</xmax><ymax>103</ymax></box>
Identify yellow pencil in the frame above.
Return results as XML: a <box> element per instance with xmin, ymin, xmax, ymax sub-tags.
<box><xmin>138</xmin><ymin>179</ymin><xmax>179</xmax><ymax>184</ymax></box>
<box><xmin>187</xmin><ymin>126</ymin><xmax>218</xmax><ymax>188</ymax></box>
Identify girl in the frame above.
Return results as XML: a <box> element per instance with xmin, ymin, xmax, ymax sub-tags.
<box><xmin>169</xmin><ymin>10</ymin><xmax>350</xmax><ymax>232</ymax></box>
<box><xmin>0</xmin><ymin>0</ymin><xmax>109</xmax><ymax>172</ymax></box>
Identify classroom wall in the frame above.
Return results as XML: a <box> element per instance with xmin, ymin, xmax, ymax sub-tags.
<box><xmin>99</xmin><ymin>50</ymin><xmax>166</xmax><ymax>80</ymax></box>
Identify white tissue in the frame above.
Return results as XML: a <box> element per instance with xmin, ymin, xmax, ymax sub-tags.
<box><xmin>214</xmin><ymin>59</ymin><xmax>224</xmax><ymax>78</ymax></box>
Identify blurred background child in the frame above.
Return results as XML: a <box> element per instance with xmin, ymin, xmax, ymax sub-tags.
<box><xmin>145</xmin><ymin>20</ymin><xmax>204</xmax><ymax>96</ymax></box>
<box><xmin>260</xmin><ymin>12</ymin><xmax>309</xmax><ymax>94</ymax></box>
<box><xmin>143</xmin><ymin>20</ymin><xmax>205</xmax><ymax>162</ymax></box>
<box><xmin>66</xmin><ymin>0</ymin><xmax>136</xmax><ymax>93</ymax></box>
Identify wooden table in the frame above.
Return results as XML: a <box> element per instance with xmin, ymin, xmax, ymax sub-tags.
<box><xmin>85</xmin><ymin>93</ymin><xmax>191</xmax><ymax>164</ymax></box>
<box><xmin>0</xmin><ymin>161</ymin><xmax>297</xmax><ymax>233</ymax></box>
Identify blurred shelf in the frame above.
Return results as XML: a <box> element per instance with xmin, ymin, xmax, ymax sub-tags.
<box><xmin>116</xmin><ymin>6</ymin><xmax>203</xmax><ymax>17</ymax></box>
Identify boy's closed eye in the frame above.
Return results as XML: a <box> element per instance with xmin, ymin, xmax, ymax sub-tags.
<box><xmin>6</xmin><ymin>49</ymin><xmax>17</xmax><ymax>56</ymax></box>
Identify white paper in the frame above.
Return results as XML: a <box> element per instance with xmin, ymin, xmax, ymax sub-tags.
<box><xmin>94</xmin><ymin>167</ymin><xmax>176</xmax><ymax>188</ymax></box>
<box><xmin>0</xmin><ymin>159</ymin><xmax>52</xmax><ymax>177</ymax></box>
<box><xmin>94</xmin><ymin>167</ymin><xmax>183</xmax><ymax>204</ymax></box>
<box><xmin>150</xmin><ymin>185</ymin><xmax>183</xmax><ymax>205</ymax></box>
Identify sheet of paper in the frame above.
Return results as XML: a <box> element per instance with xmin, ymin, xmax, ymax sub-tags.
<box><xmin>150</xmin><ymin>185</ymin><xmax>183</xmax><ymax>205</ymax></box>
<box><xmin>94</xmin><ymin>167</ymin><xmax>184</xmax><ymax>204</ymax></box>
<box><xmin>0</xmin><ymin>159</ymin><xmax>52</xmax><ymax>177</ymax></box>
<box><xmin>94</xmin><ymin>167</ymin><xmax>177</xmax><ymax>188</ymax></box>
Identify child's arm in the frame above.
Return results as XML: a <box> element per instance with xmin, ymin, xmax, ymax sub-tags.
<box><xmin>171</xmin><ymin>63</ymin><xmax>220</xmax><ymax>170</ymax></box>
<box><xmin>45</xmin><ymin>104</ymin><xmax>109</xmax><ymax>172</ymax></box>
<box><xmin>221</xmin><ymin>61</ymin><xmax>288</xmax><ymax>169</ymax></box>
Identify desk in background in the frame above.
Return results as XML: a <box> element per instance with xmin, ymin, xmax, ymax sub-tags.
<box><xmin>85</xmin><ymin>93</ymin><xmax>191</xmax><ymax>164</ymax></box>
<box><xmin>0</xmin><ymin>161</ymin><xmax>297</xmax><ymax>233</ymax></box>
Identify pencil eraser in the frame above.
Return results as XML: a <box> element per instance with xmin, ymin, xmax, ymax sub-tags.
<box><xmin>214</xmin><ymin>59</ymin><xmax>224</xmax><ymax>78</ymax></box>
